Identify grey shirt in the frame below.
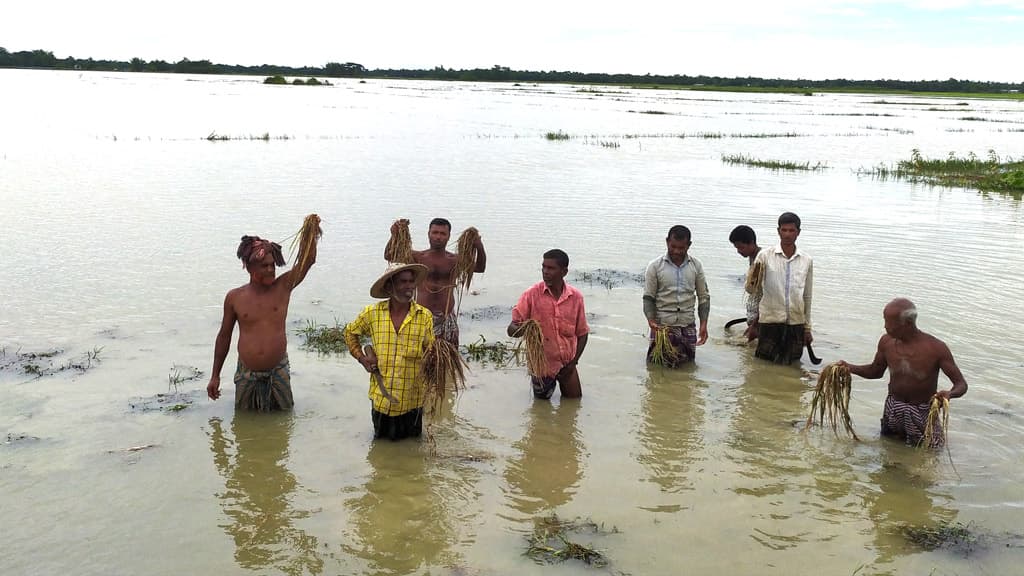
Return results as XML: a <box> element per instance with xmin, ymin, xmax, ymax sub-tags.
<box><xmin>643</xmin><ymin>254</ymin><xmax>710</xmax><ymax>327</ymax></box>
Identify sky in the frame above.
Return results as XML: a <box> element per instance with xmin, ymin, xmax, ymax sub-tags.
<box><xmin>3</xmin><ymin>0</ymin><xmax>1023</xmax><ymax>82</ymax></box>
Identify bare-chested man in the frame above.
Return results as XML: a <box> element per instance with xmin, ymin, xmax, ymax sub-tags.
<box><xmin>838</xmin><ymin>298</ymin><xmax>968</xmax><ymax>447</ymax></box>
<box><xmin>207</xmin><ymin>215</ymin><xmax>320</xmax><ymax>411</ymax></box>
<box><xmin>383</xmin><ymin>217</ymin><xmax>486</xmax><ymax>345</ymax></box>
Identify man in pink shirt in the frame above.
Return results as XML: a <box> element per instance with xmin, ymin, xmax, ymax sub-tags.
<box><xmin>508</xmin><ymin>249</ymin><xmax>590</xmax><ymax>399</ymax></box>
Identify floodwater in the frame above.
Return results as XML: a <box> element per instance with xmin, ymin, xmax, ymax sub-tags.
<box><xmin>2</xmin><ymin>70</ymin><xmax>1023</xmax><ymax>575</ymax></box>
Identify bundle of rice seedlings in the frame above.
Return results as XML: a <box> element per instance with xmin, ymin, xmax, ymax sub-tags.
<box><xmin>922</xmin><ymin>396</ymin><xmax>950</xmax><ymax>449</ymax></box>
<box><xmin>805</xmin><ymin>363</ymin><xmax>859</xmax><ymax>440</ymax></box>
<box><xmin>648</xmin><ymin>326</ymin><xmax>680</xmax><ymax>366</ymax></box>
<box><xmin>514</xmin><ymin>319</ymin><xmax>547</xmax><ymax>377</ymax></box>
<box><xmin>287</xmin><ymin>213</ymin><xmax>322</xmax><ymax>287</ymax></box>
<box><xmin>385</xmin><ymin>219</ymin><xmax>414</xmax><ymax>264</ymax></box>
<box><xmin>454</xmin><ymin>226</ymin><xmax>480</xmax><ymax>290</ymax></box>
<box><xmin>744</xmin><ymin>259</ymin><xmax>765</xmax><ymax>295</ymax></box>
<box><xmin>419</xmin><ymin>338</ymin><xmax>467</xmax><ymax>411</ymax></box>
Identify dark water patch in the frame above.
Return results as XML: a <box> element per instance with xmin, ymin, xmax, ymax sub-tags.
<box><xmin>3</xmin><ymin>433</ymin><xmax>41</xmax><ymax>446</ymax></box>
<box><xmin>573</xmin><ymin>268</ymin><xmax>644</xmax><ymax>289</ymax></box>
<box><xmin>129</xmin><ymin>390</ymin><xmax>202</xmax><ymax>413</ymax></box>
<box><xmin>460</xmin><ymin>305</ymin><xmax>512</xmax><ymax>321</ymax></box>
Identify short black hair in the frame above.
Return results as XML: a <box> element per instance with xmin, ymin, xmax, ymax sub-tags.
<box><xmin>429</xmin><ymin>218</ymin><xmax>452</xmax><ymax>230</ymax></box>
<box><xmin>729</xmin><ymin>225</ymin><xmax>756</xmax><ymax>244</ymax></box>
<box><xmin>778</xmin><ymin>212</ymin><xmax>801</xmax><ymax>229</ymax></box>
<box><xmin>543</xmin><ymin>248</ymin><xmax>569</xmax><ymax>268</ymax></box>
<box><xmin>667</xmin><ymin>225</ymin><xmax>691</xmax><ymax>242</ymax></box>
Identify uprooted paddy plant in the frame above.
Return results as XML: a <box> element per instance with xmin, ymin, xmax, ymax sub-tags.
<box><xmin>722</xmin><ymin>154</ymin><xmax>828</xmax><ymax>172</ymax></box>
<box><xmin>1</xmin><ymin>346</ymin><xmax>103</xmax><ymax>377</ymax></box>
<box><xmin>860</xmin><ymin>149</ymin><xmax>1024</xmax><ymax>197</ymax></box>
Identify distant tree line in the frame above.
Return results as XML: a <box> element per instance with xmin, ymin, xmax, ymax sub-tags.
<box><xmin>2</xmin><ymin>47</ymin><xmax>1022</xmax><ymax>93</ymax></box>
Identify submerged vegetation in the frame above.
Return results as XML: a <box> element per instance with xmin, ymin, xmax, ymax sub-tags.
<box><xmin>263</xmin><ymin>75</ymin><xmax>332</xmax><ymax>86</ymax></box>
<box><xmin>722</xmin><ymin>154</ymin><xmax>827</xmax><ymax>172</ymax></box>
<box><xmin>525</xmin><ymin>514</ymin><xmax>617</xmax><ymax>567</ymax></box>
<box><xmin>900</xmin><ymin>522</ymin><xmax>977</xmax><ymax>555</ymax></box>
<box><xmin>296</xmin><ymin>319</ymin><xmax>348</xmax><ymax>354</ymax></box>
<box><xmin>860</xmin><ymin>149</ymin><xmax>1024</xmax><ymax>197</ymax></box>
<box><xmin>0</xmin><ymin>346</ymin><xmax>102</xmax><ymax>377</ymax></box>
<box><xmin>206</xmin><ymin>131</ymin><xmax>292</xmax><ymax>141</ymax></box>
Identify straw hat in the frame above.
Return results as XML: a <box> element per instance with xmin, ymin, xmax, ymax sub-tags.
<box><xmin>370</xmin><ymin>263</ymin><xmax>428</xmax><ymax>299</ymax></box>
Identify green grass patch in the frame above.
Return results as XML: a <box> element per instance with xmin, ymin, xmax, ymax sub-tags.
<box><xmin>525</xmin><ymin>514</ymin><xmax>617</xmax><ymax>567</ymax></box>
<box><xmin>722</xmin><ymin>154</ymin><xmax>827</xmax><ymax>171</ymax></box>
<box><xmin>860</xmin><ymin>149</ymin><xmax>1024</xmax><ymax>198</ymax></box>
<box><xmin>545</xmin><ymin>130</ymin><xmax>570</xmax><ymax>140</ymax></box>
<box><xmin>296</xmin><ymin>319</ymin><xmax>349</xmax><ymax>354</ymax></box>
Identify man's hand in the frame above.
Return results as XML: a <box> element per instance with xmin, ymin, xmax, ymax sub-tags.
<box><xmin>508</xmin><ymin>321</ymin><xmax>524</xmax><ymax>338</ymax></box>
<box><xmin>358</xmin><ymin>355</ymin><xmax>378</xmax><ymax>374</ymax></box>
<box><xmin>647</xmin><ymin>318</ymin><xmax>659</xmax><ymax>331</ymax></box>
<box><xmin>836</xmin><ymin>360</ymin><xmax>850</xmax><ymax>369</ymax></box>
<box><xmin>207</xmin><ymin>376</ymin><xmax>221</xmax><ymax>401</ymax></box>
<box><xmin>934</xmin><ymin>389</ymin><xmax>952</xmax><ymax>401</ymax></box>
<box><xmin>804</xmin><ymin>328</ymin><xmax>814</xmax><ymax>345</ymax></box>
<box><xmin>744</xmin><ymin>323</ymin><xmax>759</xmax><ymax>341</ymax></box>
<box><xmin>697</xmin><ymin>325</ymin><xmax>709</xmax><ymax>346</ymax></box>
<box><xmin>557</xmin><ymin>360</ymin><xmax>577</xmax><ymax>379</ymax></box>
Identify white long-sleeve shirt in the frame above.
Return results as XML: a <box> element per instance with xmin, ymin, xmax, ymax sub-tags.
<box><xmin>750</xmin><ymin>245</ymin><xmax>813</xmax><ymax>330</ymax></box>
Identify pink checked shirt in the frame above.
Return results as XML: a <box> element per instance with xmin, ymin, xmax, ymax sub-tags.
<box><xmin>512</xmin><ymin>281</ymin><xmax>590</xmax><ymax>377</ymax></box>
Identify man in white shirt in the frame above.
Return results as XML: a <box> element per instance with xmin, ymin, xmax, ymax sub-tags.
<box><xmin>746</xmin><ymin>212</ymin><xmax>813</xmax><ymax>364</ymax></box>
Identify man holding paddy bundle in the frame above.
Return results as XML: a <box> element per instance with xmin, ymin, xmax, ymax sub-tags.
<box><xmin>729</xmin><ymin>224</ymin><xmax>762</xmax><ymax>334</ymax></box>
<box><xmin>747</xmin><ymin>212</ymin><xmax>813</xmax><ymax>364</ymax></box>
<box><xmin>206</xmin><ymin>215</ymin><xmax>321</xmax><ymax>411</ymax></box>
<box><xmin>344</xmin><ymin>263</ymin><xmax>435</xmax><ymax>440</ymax></box>
<box><xmin>508</xmin><ymin>249</ymin><xmax>589</xmax><ymax>399</ymax></box>
<box><xmin>643</xmin><ymin>225</ymin><xmax>710</xmax><ymax>367</ymax></box>
<box><xmin>384</xmin><ymin>217</ymin><xmax>487</xmax><ymax>346</ymax></box>
<box><xmin>837</xmin><ymin>298</ymin><xmax>968</xmax><ymax>447</ymax></box>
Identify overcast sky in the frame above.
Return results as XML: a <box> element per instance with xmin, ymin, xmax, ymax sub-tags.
<box><xmin>3</xmin><ymin>0</ymin><xmax>1023</xmax><ymax>82</ymax></box>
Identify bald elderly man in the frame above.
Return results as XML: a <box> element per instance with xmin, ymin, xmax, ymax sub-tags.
<box><xmin>838</xmin><ymin>298</ymin><xmax>968</xmax><ymax>447</ymax></box>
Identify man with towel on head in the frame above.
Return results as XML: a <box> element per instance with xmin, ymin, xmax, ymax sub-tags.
<box><xmin>344</xmin><ymin>263</ymin><xmax>435</xmax><ymax>440</ymax></box>
<box><xmin>207</xmin><ymin>216</ymin><xmax>321</xmax><ymax>411</ymax></box>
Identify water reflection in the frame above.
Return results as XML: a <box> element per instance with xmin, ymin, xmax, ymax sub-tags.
<box><xmin>863</xmin><ymin>448</ymin><xmax>957</xmax><ymax>569</ymax></box>
<box><xmin>504</xmin><ymin>401</ymin><xmax>584</xmax><ymax>514</ymax></box>
<box><xmin>208</xmin><ymin>413</ymin><xmax>323</xmax><ymax>575</ymax></box>
<box><xmin>636</xmin><ymin>367</ymin><xmax>704</xmax><ymax>494</ymax></box>
<box><xmin>342</xmin><ymin>441</ymin><xmax>460</xmax><ymax>575</ymax></box>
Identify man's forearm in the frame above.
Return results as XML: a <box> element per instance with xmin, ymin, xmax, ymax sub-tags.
<box><xmin>642</xmin><ymin>296</ymin><xmax>657</xmax><ymax>320</ymax></box>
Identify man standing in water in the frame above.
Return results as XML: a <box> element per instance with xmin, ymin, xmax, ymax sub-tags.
<box><xmin>643</xmin><ymin>225</ymin><xmax>710</xmax><ymax>366</ymax></box>
<box><xmin>344</xmin><ymin>263</ymin><xmax>434</xmax><ymax>440</ymax></box>
<box><xmin>729</xmin><ymin>224</ymin><xmax>762</xmax><ymax>333</ymax></box>
<box><xmin>747</xmin><ymin>212</ymin><xmax>813</xmax><ymax>364</ymax></box>
<box><xmin>384</xmin><ymin>218</ymin><xmax>486</xmax><ymax>345</ymax></box>
<box><xmin>838</xmin><ymin>298</ymin><xmax>968</xmax><ymax>447</ymax></box>
<box><xmin>508</xmin><ymin>249</ymin><xmax>589</xmax><ymax>399</ymax></box>
<box><xmin>207</xmin><ymin>216</ymin><xmax>321</xmax><ymax>411</ymax></box>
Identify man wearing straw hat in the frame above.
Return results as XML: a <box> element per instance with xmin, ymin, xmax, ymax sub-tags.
<box><xmin>384</xmin><ymin>217</ymin><xmax>487</xmax><ymax>345</ymax></box>
<box><xmin>838</xmin><ymin>298</ymin><xmax>968</xmax><ymax>447</ymax></box>
<box><xmin>344</xmin><ymin>263</ymin><xmax>435</xmax><ymax>440</ymax></box>
<box><xmin>206</xmin><ymin>219</ymin><xmax>320</xmax><ymax>412</ymax></box>
<box><xmin>507</xmin><ymin>249</ymin><xmax>590</xmax><ymax>399</ymax></box>
<box><xmin>643</xmin><ymin>225</ymin><xmax>711</xmax><ymax>366</ymax></box>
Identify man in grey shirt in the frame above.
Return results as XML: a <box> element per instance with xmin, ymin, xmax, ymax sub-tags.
<box><xmin>643</xmin><ymin>225</ymin><xmax>710</xmax><ymax>366</ymax></box>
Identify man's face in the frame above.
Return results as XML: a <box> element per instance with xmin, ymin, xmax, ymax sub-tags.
<box><xmin>733</xmin><ymin>241</ymin><xmax>757</xmax><ymax>258</ymax></box>
<box><xmin>389</xmin><ymin>270</ymin><xmax>418</xmax><ymax>302</ymax></box>
<box><xmin>427</xmin><ymin>224</ymin><xmax>451</xmax><ymax>250</ymax></box>
<box><xmin>883</xmin><ymin>305</ymin><xmax>908</xmax><ymax>339</ymax></box>
<box><xmin>666</xmin><ymin>237</ymin><xmax>691</xmax><ymax>264</ymax></box>
<box><xmin>247</xmin><ymin>253</ymin><xmax>276</xmax><ymax>286</ymax></box>
<box><xmin>778</xmin><ymin>223</ymin><xmax>800</xmax><ymax>247</ymax></box>
<box><xmin>541</xmin><ymin>258</ymin><xmax>567</xmax><ymax>287</ymax></box>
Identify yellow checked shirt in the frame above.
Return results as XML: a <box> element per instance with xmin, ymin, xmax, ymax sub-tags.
<box><xmin>343</xmin><ymin>301</ymin><xmax>434</xmax><ymax>416</ymax></box>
